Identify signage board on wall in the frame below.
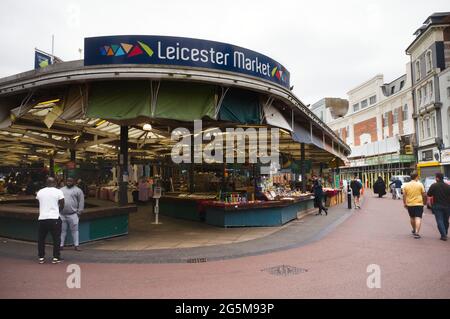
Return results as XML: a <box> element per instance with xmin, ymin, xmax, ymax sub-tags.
<box><xmin>84</xmin><ymin>35</ymin><xmax>291</xmax><ymax>89</ymax></box>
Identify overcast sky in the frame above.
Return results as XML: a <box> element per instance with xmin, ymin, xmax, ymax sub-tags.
<box><xmin>0</xmin><ymin>0</ymin><xmax>448</xmax><ymax>105</ymax></box>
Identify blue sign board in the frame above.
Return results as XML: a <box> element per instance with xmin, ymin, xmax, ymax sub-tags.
<box><xmin>35</xmin><ymin>50</ymin><xmax>53</xmax><ymax>69</ymax></box>
<box><xmin>84</xmin><ymin>35</ymin><xmax>290</xmax><ymax>89</ymax></box>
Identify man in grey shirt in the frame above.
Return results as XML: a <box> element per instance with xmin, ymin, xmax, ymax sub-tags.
<box><xmin>60</xmin><ymin>177</ymin><xmax>84</xmax><ymax>251</ymax></box>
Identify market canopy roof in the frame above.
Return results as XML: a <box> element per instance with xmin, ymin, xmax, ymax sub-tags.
<box><xmin>0</xmin><ymin>59</ymin><xmax>350</xmax><ymax>167</ymax></box>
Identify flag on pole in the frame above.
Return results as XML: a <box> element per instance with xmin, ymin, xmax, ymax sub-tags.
<box><xmin>34</xmin><ymin>49</ymin><xmax>53</xmax><ymax>69</ymax></box>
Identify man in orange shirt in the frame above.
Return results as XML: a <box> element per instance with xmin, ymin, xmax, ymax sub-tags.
<box><xmin>402</xmin><ymin>172</ymin><xmax>427</xmax><ymax>239</ymax></box>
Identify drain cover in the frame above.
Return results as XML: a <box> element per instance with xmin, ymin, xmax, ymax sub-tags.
<box><xmin>262</xmin><ymin>265</ymin><xmax>308</xmax><ymax>276</ymax></box>
<box><xmin>186</xmin><ymin>258</ymin><xmax>208</xmax><ymax>263</ymax></box>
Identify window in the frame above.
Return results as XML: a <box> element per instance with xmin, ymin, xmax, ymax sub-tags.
<box><xmin>361</xmin><ymin>99</ymin><xmax>368</xmax><ymax>108</ymax></box>
<box><xmin>399</xmin><ymin>81</ymin><xmax>405</xmax><ymax>90</ymax></box>
<box><xmin>447</xmin><ymin>87</ymin><xmax>450</xmax><ymax>98</ymax></box>
<box><xmin>402</xmin><ymin>104</ymin><xmax>408</xmax><ymax>120</ymax></box>
<box><xmin>417</xmin><ymin>89</ymin><xmax>422</xmax><ymax>105</ymax></box>
<box><xmin>425</xmin><ymin>50</ymin><xmax>432</xmax><ymax>73</ymax></box>
<box><xmin>429</xmin><ymin>81</ymin><xmax>433</xmax><ymax>99</ymax></box>
<box><xmin>415</xmin><ymin>60</ymin><xmax>421</xmax><ymax>81</ymax></box>
<box><xmin>393</xmin><ymin>109</ymin><xmax>399</xmax><ymax>124</ymax></box>
<box><xmin>423</xmin><ymin>85</ymin><xmax>428</xmax><ymax>102</ymax></box>
<box><xmin>420</xmin><ymin>119</ymin><xmax>425</xmax><ymax>139</ymax></box>
<box><xmin>353</xmin><ymin>103</ymin><xmax>359</xmax><ymax>112</ymax></box>
<box><xmin>369</xmin><ymin>95</ymin><xmax>376</xmax><ymax>105</ymax></box>
<box><xmin>432</xmin><ymin>114</ymin><xmax>436</xmax><ymax>137</ymax></box>
<box><xmin>383</xmin><ymin>112</ymin><xmax>389</xmax><ymax>127</ymax></box>
<box><xmin>391</xmin><ymin>86</ymin><xmax>396</xmax><ymax>94</ymax></box>
<box><xmin>425</xmin><ymin>117</ymin><xmax>431</xmax><ymax>137</ymax></box>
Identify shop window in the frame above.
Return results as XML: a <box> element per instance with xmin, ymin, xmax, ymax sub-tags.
<box><xmin>369</xmin><ymin>95</ymin><xmax>377</xmax><ymax>105</ymax></box>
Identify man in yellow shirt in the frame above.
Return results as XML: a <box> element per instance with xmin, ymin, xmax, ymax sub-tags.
<box><xmin>402</xmin><ymin>172</ymin><xmax>427</xmax><ymax>239</ymax></box>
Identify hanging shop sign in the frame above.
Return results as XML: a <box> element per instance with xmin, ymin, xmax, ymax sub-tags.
<box><xmin>84</xmin><ymin>35</ymin><xmax>290</xmax><ymax>89</ymax></box>
<box><xmin>441</xmin><ymin>148</ymin><xmax>450</xmax><ymax>164</ymax></box>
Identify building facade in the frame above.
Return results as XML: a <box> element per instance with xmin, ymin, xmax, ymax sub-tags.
<box><xmin>406</xmin><ymin>12</ymin><xmax>450</xmax><ymax>178</ymax></box>
<box><xmin>312</xmin><ymin>68</ymin><xmax>415</xmax><ymax>188</ymax></box>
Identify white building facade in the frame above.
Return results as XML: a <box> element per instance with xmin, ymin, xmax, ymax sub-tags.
<box><xmin>312</xmin><ymin>68</ymin><xmax>415</xmax><ymax>188</ymax></box>
<box><xmin>406</xmin><ymin>12</ymin><xmax>450</xmax><ymax>178</ymax></box>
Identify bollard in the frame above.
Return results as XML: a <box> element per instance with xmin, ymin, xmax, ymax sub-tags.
<box><xmin>347</xmin><ymin>184</ymin><xmax>352</xmax><ymax>209</ymax></box>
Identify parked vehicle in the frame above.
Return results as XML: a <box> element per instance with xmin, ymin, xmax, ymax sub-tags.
<box><xmin>422</xmin><ymin>176</ymin><xmax>450</xmax><ymax>208</ymax></box>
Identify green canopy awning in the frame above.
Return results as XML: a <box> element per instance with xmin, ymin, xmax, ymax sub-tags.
<box><xmin>153</xmin><ymin>82</ymin><xmax>216</xmax><ymax>121</ymax></box>
<box><xmin>87</xmin><ymin>80</ymin><xmax>216</xmax><ymax>122</ymax></box>
<box><xmin>87</xmin><ymin>81</ymin><xmax>152</xmax><ymax>120</ymax></box>
<box><xmin>218</xmin><ymin>89</ymin><xmax>261</xmax><ymax>124</ymax></box>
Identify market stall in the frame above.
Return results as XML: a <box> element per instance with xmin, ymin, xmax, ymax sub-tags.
<box><xmin>0</xmin><ymin>196</ymin><xmax>136</xmax><ymax>244</ymax></box>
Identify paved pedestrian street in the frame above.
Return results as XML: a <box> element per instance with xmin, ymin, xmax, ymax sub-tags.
<box><xmin>1</xmin><ymin>192</ymin><xmax>448</xmax><ymax>299</ymax></box>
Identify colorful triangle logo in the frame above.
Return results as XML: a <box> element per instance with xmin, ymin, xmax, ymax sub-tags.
<box><xmin>137</xmin><ymin>41</ymin><xmax>154</xmax><ymax>57</ymax></box>
<box><xmin>111</xmin><ymin>44</ymin><xmax>120</xmax><ymax>54</ymax></box>
<box><xmin>127</xmin><ymin>45</ymin><xmax>143</xmax><ymax>57</ymax></box>
<box><xmin>121</xmin><ymin>43</ymin><xmax>133</xmax><ymax>53</ymax></box>
<box><xmin>115</xmin><ymin>47</ymin><xmax>125</xmax><ymax>56</ymax></box>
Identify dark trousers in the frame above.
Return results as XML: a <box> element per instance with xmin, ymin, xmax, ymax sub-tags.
<box><xmin>432</xmin><ymin>204</ymin><xmax>450</xmax><ymax>237</ymax></box>
<box><xmin>315</xmin><ymin>198</ymin><xmax>328</xmax><ymax>215</ymax></box>
<box><xmin>38</xmin><ymin>218</ymin><xmax>62</xmax><ymax>258</ymax></box>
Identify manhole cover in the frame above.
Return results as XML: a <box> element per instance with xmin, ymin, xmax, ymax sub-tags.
<box><xmin>262</xmin><ymin>265</ymin><xmax>308</xmax><ymax>276</ymax></box>
<box><xmin>186</xmin><ymin>258</ymin><xmax>208</xmax><ymax>263</ymax></box>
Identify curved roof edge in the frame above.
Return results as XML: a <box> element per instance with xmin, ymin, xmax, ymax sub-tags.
<box><xmin>0</xmin><ymin>60</ymin><xmax>350</xmax><ymax>156</ymax></box>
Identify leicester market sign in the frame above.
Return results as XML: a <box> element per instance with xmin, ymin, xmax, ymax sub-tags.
<box><xmin>84</xmin><ymin>35</ymin><xmax>291</xmax><ymax>89</ymax></box>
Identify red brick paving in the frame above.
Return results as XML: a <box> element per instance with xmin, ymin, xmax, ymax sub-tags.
<box><xmin>1</xmin><ymin>194</ymin><xmax>449</xmax><ymax>298</ymax></box>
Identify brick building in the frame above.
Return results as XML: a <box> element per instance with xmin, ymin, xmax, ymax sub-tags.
<box><xmin>311</xmin><ymin>68</ymin><xmax>415</xmax><ymax>188</ymax></box>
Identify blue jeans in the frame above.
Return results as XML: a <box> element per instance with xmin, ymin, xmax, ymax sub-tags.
<box><xmin>432</xmin><ymin>204</ymin><xmax>450</xmax><ymax>237</ymax></box>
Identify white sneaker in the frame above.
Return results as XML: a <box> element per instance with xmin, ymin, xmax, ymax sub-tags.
<box><xmin>38</xmin><ymin>258</ymin><xmax>45</xmax><ymax>264</ymax></box>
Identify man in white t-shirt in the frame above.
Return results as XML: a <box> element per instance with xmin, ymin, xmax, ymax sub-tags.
<box><xmin>36</xmin><ymin>177</ymin><xmax>65</xmax><ymax>264</ymax></box>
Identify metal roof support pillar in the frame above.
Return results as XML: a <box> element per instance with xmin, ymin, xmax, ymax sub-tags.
<box><xmin>301</xmin><ymin>142</ymin><xmax>306</xmax><ymax>192</ymax></box>
<box><xmin>189</xmin><ymin>139</ymin><xmax>195</xmax><ymax>193</ymax></box>
<box><xmin>118</xmin><ymin>125</ymin><xmax>129</xmax><ymax>206</ymax></box>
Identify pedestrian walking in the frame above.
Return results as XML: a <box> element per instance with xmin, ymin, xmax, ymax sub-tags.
<box><xmin>313</xmin><ymin>178</ymin><xmax>328</xmax><ymax>216</ymax></box>
<box><xmin>402</xmin><ymin>172</ymin><xmax>427</xmax><ymax>239</ymax></box>
<box><xmin>389</xmin><ymin>178</ymin><xmax>403</xmax><ymax>199</ymax></box>
<box><xmin>373</xmin><ymin>176</ymin><xmax>387</xmax><ymax>198</ymax></box>
<box><xmin>350</xmin><ymin>174</ymin><xmax>362</xmax><ymax>209</ymax></box>
<box><xmin>60</xmin><ymin>177</ymin><xmax>85</xmax><ymax>251</ymax></box>
<box><xmin>427</xmin><ymin>172</ymin><xmax>450</xmax><ymax>241</ymax></box>
<box><xmin>36</xmin><ymin>177</ymin><xmax>64</xmax><ymax>264</ymax></box>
